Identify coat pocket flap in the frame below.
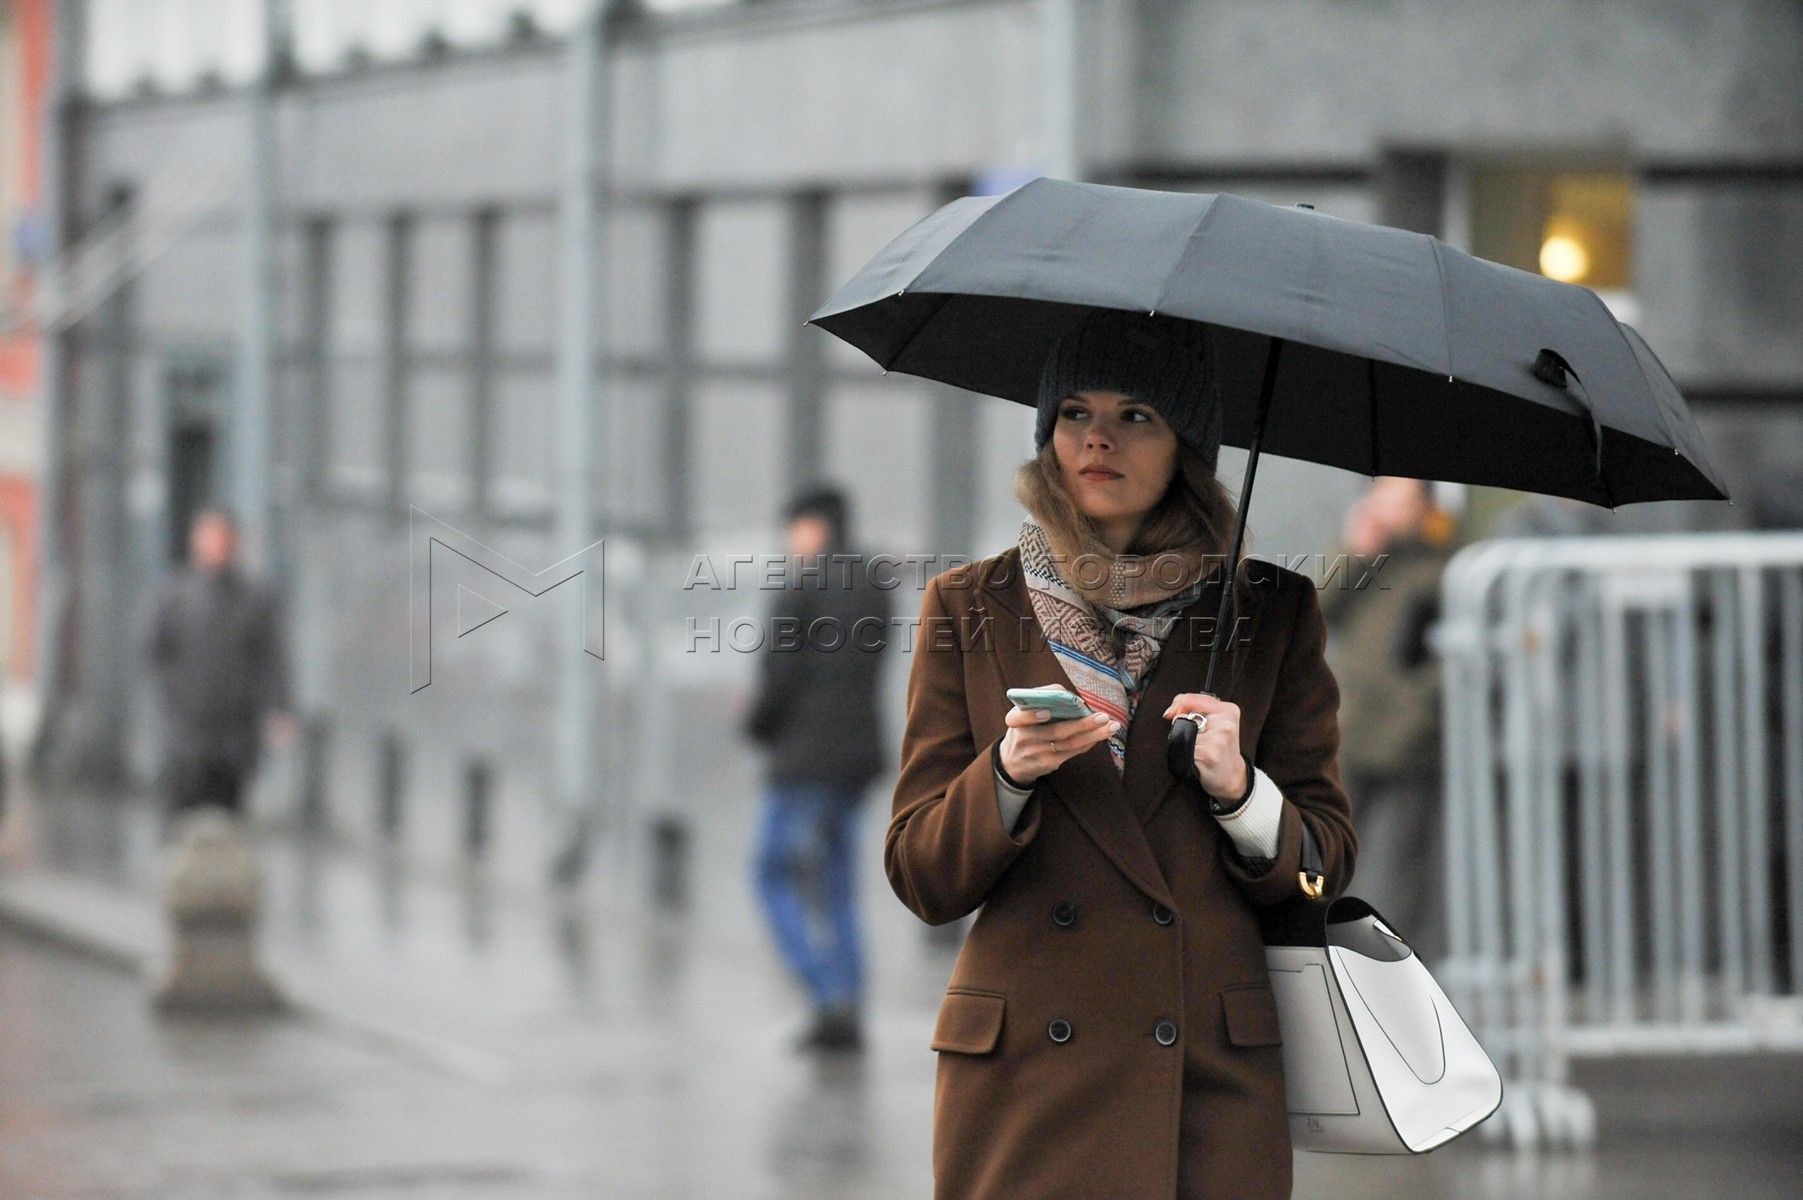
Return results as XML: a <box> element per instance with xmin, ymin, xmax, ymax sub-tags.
<box><xmin>931</xmin><ymin>989</ymin><xmax>1005</xmax><ymax>1054</ymax></box>
<box><xmin>1221</xmin><ymin>985</ymin><xmax>1284</xmax><ymax>1047</ymax></box>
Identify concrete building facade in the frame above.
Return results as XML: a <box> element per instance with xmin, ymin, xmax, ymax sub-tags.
<box><xmin>32</xmin><ymin>0</ymin><xmax>1803</xmax><ymax>887</ymax></box>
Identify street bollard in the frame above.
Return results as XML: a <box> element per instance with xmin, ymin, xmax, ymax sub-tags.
<box><xmin>650</xmin><ymin>814</ymin><xmax>690</xmax><ymax>910</ymax></box>
<box><xmin>298</xmin><ymin>716</ymin><xmax>330</xmax><ymax>833</ymax></box>
<box><xmin>378</xmin><ymin>731</ymin><xmax>405</xmax><ymax>840</ymax></box>
<box><xmin>152</xmin><ymin>807</ymin><xmax>284</xmax><ymax>1013</ymax></box>
<box><xmin>464</xmin><ymin>757</ymin><xmax>493</xmax><ymax>861</ymax></box>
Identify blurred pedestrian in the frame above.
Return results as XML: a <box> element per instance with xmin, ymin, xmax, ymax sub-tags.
<box><xmin>887</xmin><ymin>310</ymin><xmax>1355</xmax><ymax>1200</ymax></box>
<box><xmin>742</xmin><ymin>485</ymin><xmax>893</xmax><ymax>1052</ymax></box>
<box><xmin>142</xmin><ymin>510</ymin><xmax>293</xmax><ymax>821</ymax></box>
<box><xmin>1319</xmin><ymin>475</ymin><xmax>1455</xmax><ymax>960</ymax></box>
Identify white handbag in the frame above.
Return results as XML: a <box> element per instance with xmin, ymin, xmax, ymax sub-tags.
<box><xmin>1164</xmin><ymin>719</ymin><xmax>1501</xmax><ymax>1152</ymax></box>
<box><xmin>1261</xmin><ymin>830</ymin><xmax>1503</xmax><ymax>1154</ymax></box>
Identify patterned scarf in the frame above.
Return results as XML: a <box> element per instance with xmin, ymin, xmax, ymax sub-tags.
<box><xmin>1018</xmin><ymin>518</ymin><xmax>1216</xmax><ymax>776</ymax></box>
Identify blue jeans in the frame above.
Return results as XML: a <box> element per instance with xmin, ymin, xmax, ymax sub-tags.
<box><xmin>755</xmin><ymin>782</ymin><xmax>866</xmax><ymax>1010</ymax></box>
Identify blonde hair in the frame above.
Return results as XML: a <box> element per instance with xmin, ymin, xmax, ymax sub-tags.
<box><xmin>1012</xmin><ymin>438</ymin><xmax>1255</xmax><ymax>615</ymax></box>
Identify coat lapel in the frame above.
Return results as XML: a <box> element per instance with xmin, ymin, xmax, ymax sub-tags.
<box><xmin>976</xmin><ymin>549</ymin><xmax>1176</xmax><ymax>908</ymax></box>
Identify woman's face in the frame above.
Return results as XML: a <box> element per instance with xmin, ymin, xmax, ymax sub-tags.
<box><xmin>1052</xmin><ymin>389</ymin><xmax>1180</xmax><ymax>549</ymax></box>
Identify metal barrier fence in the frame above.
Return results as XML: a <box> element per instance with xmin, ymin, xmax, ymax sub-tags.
<box><xmin>1437</xmin><ymin>533</ymin><xmax>1803</xmax><ymax>1148</ymax></box>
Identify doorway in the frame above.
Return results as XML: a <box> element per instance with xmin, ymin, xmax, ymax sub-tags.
<box><xmin>164</xmin><ymin>357</ymin><xmax>227</xmax><ymax>565</ymax></box>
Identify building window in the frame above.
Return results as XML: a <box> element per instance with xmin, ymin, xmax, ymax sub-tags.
<box><xmin>1470</xmin><ymin>165</ymin><xmax>1635</xmax><ymax>316</ymax></box>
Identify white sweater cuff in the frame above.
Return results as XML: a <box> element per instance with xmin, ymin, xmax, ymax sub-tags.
<box><xmin>995</xmin><ymin>765</ymin><xmax>1035</xmax><ymax>835</ymax></box>
<box><xmin>1212</xmin><ymin>766</ymin><xmax>1284</xmax><ymax>860</ymax></box>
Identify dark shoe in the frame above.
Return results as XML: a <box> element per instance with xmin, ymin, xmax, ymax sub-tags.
<box><xmin>796</xmin><ymin>1006</ymin><xmax>864</xmax><ymax>1053</ymax></box>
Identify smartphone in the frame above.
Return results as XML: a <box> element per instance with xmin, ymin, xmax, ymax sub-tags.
<box><xmin>1006</xmin><ymin>686</ymin><xmax>1095</xmax><ymax>721</ymax></box>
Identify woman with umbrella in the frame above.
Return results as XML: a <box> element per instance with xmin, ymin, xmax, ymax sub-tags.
<box><xmin>830</xmin><ymin>177</ymin><xmax>1724</xmax><ymax>1191</ymax></box>
<box><xmin>886</xmin><ymin>306</ymin><xmax>1356</xmax><ymax>1200</ymax></box>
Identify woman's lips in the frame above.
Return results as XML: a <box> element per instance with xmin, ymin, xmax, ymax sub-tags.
<box><xmin>1080</xmin><ymin>468</ymin><xmax>1123</xmax><ymax>480</ymax></box>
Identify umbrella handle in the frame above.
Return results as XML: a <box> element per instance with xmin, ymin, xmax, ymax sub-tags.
<box><xmin>1166</xmin><ymin>707</ymin><xmax>1205</xmax><ymax>786</ymax></box>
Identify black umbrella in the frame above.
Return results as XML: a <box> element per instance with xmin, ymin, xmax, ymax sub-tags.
<box><xmin>808</xmin><ymin>177</ymin><xmax>1728</xmax><ymax>696</ymax></box>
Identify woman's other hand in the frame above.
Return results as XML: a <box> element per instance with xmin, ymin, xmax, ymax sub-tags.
<box><xmin>1162</xmin><ymin>692</ymin><xmax>1248</xmax><ymax>799</ymax></box>
<box><xmin>999</xmin><ymin>701</ymin><xmax>1120</xmax><ymax>785</ymax></box>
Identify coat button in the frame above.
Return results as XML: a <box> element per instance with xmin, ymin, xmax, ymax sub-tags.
<box><xmin>1051</xmin><ymin>901</ymin><xmax>1077</xmax><ymax>928</ymax></box>
<box><xmin>1154</xmin><ymin>1020</ymin><xmax>1179</xmax><ymax>1046</ymax></box>
<box><xmin>1151</xmin><ymin>903</ymin><xmax>1175</xmax><ymax>926</ymax></box>
<box><xmin>1048</xmin><ymin>1019</ymin><xmax>1073</xmax><ymax>1044</ymax></box>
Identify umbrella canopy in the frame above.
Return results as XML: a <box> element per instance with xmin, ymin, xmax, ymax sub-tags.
<box><xmin>811</xmin><ymin>177</ymin><xmax>1731</xmax><ymax>707</ymax></box>
<box><xmin>810</xmin><ymin>178</ymin><xmax>1727</xmax><ymax>508</ymax></box>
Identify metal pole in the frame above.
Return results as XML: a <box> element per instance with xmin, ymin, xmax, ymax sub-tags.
<box><xmin>1501</xmin><ymin>567</ymin><xmax>1544</xmax><ymax>1100</ymax></box>
<box><xmin>786</xmin><ymin>191</ymin><xmax>826</xmax><ymax>483</ymax></box>
<box><xmin>1674</xmin><ymin>579</ymin><xmax>1706</xmax><ymax>1022</ymax></box>
<box><xmin>1576</xmin><ymin>581</ymin><xmax>1608</xmax><ymax>1019</ymax></box>
<box><xmin>235</xmin><ymin>0</ymin><xmax>286</xmax><ymax>578</ymax></box>
<box><xmin>549</xmin><ymin>0</ymin><xmax>609</xmax><ymax>886</ymax></box>
<box><xmin>27</xmin><ymin>0</ymin><xmax>83</xmax><ymax>775</ymax></box>
<box><xmin>1738</xmin><ymin>566</ymin><xmax>1774</xmax><ymax>996</ymax></box>
<box><xmin>1645</xmin><ymin>606</ymin><xmax>1677</xmax><ymax>1021</ymax></box>
<box><xmin>1710</xmin><ymin>570</ymin><xmax>1746</xmax><ymax>1001</ymax></box>
<box><xmin>1039</xmin><ymin>0</ymin><xmax>1080</xmax><ymax>180</ymax></box>
<box><xmin>661</xmin><ymin>199</ymin><xmax>695</xmax><ymax>544</ymax></box>
<box><xmin>1530</xmin><ymin>572</ymin><xmax>1572</xmax><ymax>1092</ymax></box>
<box><xmin>1600</xmin><ymin>582</ymin><xmax>1635</xmax><ymax>1024</ymax></box>
<box><xmin>1782</xmin><ymin>569</ymin><xmax>1803</xmax><ymax>997</ymax></box>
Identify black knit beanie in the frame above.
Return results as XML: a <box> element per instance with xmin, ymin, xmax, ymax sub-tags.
<box><xmin>1034</xmin><ymin>309</ymin><xmax>1223</xmax><ymax>475</ymax></box>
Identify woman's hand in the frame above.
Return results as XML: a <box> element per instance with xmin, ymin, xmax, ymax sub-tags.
<box><xmin>1162</xmin><ymin>692</ymin><xmax>1248</xmax><ymax>800</ymax></box>
<box><xmin>999</xmin><ymin>698</ymin><xmax>1120</xmax><ymax>785</ymax></box>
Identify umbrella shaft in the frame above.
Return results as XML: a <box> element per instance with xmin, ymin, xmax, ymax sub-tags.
<box><xmin>1202</xmin><ymin>336</ymin><xmax>1285</xmax><ymax>696</ymax></box>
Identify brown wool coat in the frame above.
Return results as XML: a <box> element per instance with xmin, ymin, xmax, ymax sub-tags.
<box><xmin>887</xmin><ymin>545</ymin><xmax>1356</xmax><ymax>1200</ymax></box>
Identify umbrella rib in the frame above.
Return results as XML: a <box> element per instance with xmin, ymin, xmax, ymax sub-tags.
<box><xmin>1366</xmin><ymin>358</ymin><xmax>1381</xmax><ymax>476</ymax></box>
<box><xmin>1596</xmin><ymin>423</ymin><xmax>1618</xmax><ymax>510</ymax></box>
<box><xmin>861</xmin><ymin>182</ymin><xmax>1035</xmax><ymax>367</ymax></box>
<box><xmin>1151</xmin><ymin>196</ymin><xmax>1226</xmax><ymax>317</ymax></box>
<box><xmin>1588</xmin><ymin>287</ymin><xmax>1683</xmax><ymax>457</ymax></box>
<box><xmin>1428</xmin><ymin>236</ymin><xmax>1456</xmax><ymax>380</ymax></box>
<box><xmin>877</xmin><ymin>293</ymin><xmax>956</xmax><ymax>374</ymax></box>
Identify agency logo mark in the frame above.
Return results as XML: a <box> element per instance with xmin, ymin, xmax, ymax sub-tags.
<box><xmin>408</xmin><ymin>506</ymin><xmax>606</xmax><ymax>693</ymax></box>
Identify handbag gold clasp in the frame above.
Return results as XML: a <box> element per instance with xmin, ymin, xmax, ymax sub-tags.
<box><xmin>1299</xmin><ymin>870</ymin><xmax>1325</xmax><ymax>900</ymax></box>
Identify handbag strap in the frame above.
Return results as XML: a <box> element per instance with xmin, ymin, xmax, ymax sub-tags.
<box><xmin>1257</xmin><ymin>821</ymin><xmax>1329</xmax><ymax>947</ymax></box>
<box><xmin>1298</xmin><ymin>817</ymin><xmax>1325</xmax><ymax>900</ymax></box>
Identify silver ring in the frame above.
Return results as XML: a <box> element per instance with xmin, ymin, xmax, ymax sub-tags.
<box><xmin>1184</xmin><ymin>712</ymin><xmax>1209</xmax><ymax>735</ymax></box>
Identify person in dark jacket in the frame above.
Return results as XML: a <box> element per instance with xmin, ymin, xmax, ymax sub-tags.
<box><xmin>1318</xmin><ymin>476</ymin><xmax>1456</xmax><ymax>960</ymax></box>
<box><xmin>742</xmin><ymin>485</ymin><xmax>893</xmax><ymax>1052</ymax></box>
<box><xmin>143</xmin><ymin>509</ymin><xmax>293</xmax><ymax>818</ymax></box>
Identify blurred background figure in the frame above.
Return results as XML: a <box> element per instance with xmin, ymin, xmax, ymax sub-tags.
<box><xmin>142</xmin><ymin>510</ymin><xmax>292</xmax><ymax>822</ymax></box>
<box><xmin>1320</xmin><ymin>476</ymin><xmax>1457</xmax><ymax>961</ymax></box>
<box><xmin>742</xmin><ymin>484</ymin><xmax>893</xmax><ymax>1052</ymax></box>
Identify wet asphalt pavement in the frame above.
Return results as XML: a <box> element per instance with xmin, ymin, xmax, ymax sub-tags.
<box><xmin>2</xmin><ymin>784</ymin><xmax>1802</xmax><ymax>1199</ymax></box>
<box><xmin>0</xmin><ymin>921</ymin><xmax>933</xmax><ymax>1200</ymax></box>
